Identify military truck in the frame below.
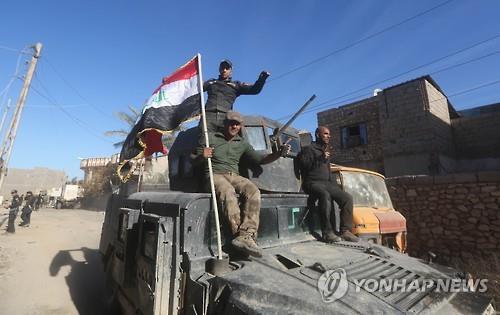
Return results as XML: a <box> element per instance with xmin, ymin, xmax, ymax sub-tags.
<box><xmin>99</xmin><ymin>115</ymin><xmax>494</xmax><ymax>314</ymax></box>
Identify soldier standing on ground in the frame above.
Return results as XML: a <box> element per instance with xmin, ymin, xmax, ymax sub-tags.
<box><xmin>20</xmin><ymin>191</ymin><xmax>34</xmax><ymax>227</ymax></box>
<box><xmin>298</xmin><ymin>126</ymin><xmax>359</xmax><ymax>243</ymax></box>
<box><xmin>6</xmin><ymin>189</ymin><xmax>21</xmax><ymax>233</ymax></box>
<box><xmin>201</xmin><ymin>59</ymin><xmax>270</xmax><ymax>132</ymax></box>
<box><xmin>192</xmin><ymin>111</ymin><xmax>289</xmax><ymax>257</ymax></box>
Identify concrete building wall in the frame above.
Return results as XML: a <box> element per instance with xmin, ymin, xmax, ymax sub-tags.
<box><xmin>425</xmin><ymin>80</ymin><xmax>450</xmax><ymax>124</ymax></box>
<box><xmin>379</xmin><ymin>80</ymin><xmax>429</xmax><ymax>155</ymax></box>
<box><xmin>425</xmin><ymin>81</ymin><xmax>455</xmax><ymax>160</ymax></box>
<box><xmin>317</xmin><ymin>76</ymin><xmax>500</xmax><ymax>177</ymax></box>
<box><xmin>0</xmin><ymin>167</ymin><xmax>66</xmax><ymax>201</ymax></box>
<box><xmin>452</xmin><ymin>111</ymin><xmax>500</xmax><ymax>159</ymax></box>
<box><xmin>379</xmin><ymin>80</ymin><xmax>436</xmax><ymax>176</ymax></box>
<box><xmin>317</xmin><ymin>96</ymin><xmax>384</xmax><ymax>173</ymax></box>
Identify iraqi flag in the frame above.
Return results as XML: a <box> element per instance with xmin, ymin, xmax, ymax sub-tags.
<box><xmin>118</xmin><ymin>55</ymin><xmax>201</xmax><ymax>182</ymax></box>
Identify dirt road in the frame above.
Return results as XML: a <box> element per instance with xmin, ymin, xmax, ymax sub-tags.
<box><xmin>0</xmin><ymin>208</ymin><xmax>108</xmax><ymax>315</ymax></box>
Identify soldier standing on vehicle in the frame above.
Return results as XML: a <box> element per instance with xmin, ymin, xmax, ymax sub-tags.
<box><xmin>192</xmin><ymin>111</ymin><xmax>289</xmax><ymax>257</ymax></box>
<box><xmin>19</xmin><ymin>191</ymin><xmax>34</xmax><ymax>227</ymax></box>
<box><xmin>201</xmin><ymin>59</ymin><xmax>270</xmax><ymax>132</ymax></box>
<box><xmin>298</xmin><ymin>126</ymin><xmax>359</xmax><ymax>243</ymax></box>
<box><xmin>6</xmin><ymin>189</ymin><xmax>21</xmax><ymax>233</ymax></box>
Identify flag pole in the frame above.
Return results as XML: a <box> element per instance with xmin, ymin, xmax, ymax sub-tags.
<box><xmin>196</xmin><ymin>53</ymin><xmax>223</xmax><ymax>260</ymax></box>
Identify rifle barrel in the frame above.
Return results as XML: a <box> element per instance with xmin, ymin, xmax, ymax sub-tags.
<box><xmin>276</xmin><ymin>94</ymin><xmax>316</xmax><ymax>137</ymax></box>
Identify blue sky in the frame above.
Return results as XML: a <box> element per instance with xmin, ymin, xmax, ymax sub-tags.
<box><xmin>1</xmin><ymin>0</ymin><xmax>499</xmax><ymax>179</ymax></box>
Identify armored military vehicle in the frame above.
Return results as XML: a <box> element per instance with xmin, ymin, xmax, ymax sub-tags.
<box><xmin>99</xmin><ymin>115</ymin><xmax>495</xmax><ymax>314</ymax></box>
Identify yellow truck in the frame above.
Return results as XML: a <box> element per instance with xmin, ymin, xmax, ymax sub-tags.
<box><xmin>330</xmin><ymin>165</ymin><xmax>407</xmax><ymax>252</ymax></box>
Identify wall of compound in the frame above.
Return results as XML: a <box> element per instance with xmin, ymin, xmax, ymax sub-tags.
<box><xmin>386</xmin><ymin>171</ymin><xmax>500</xmax><ymax>263</ymax></box>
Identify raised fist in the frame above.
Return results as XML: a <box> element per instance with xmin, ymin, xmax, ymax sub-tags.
<box><xmin>260</xmin><ymin>71</ymin><xmax>270</xmax><ymax>79</ymax></box>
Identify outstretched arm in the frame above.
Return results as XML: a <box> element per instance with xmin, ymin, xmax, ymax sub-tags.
<box><xmin>260</xmin><ymin>144</ymin><xmax>291</xmax><ymax>165</ymax></box>
<box><xmin>237</xmin><ymin>71</ymin><xmax>270</xmax><ymax>95</ymax></box>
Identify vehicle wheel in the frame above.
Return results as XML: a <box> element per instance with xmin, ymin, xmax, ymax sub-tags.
<box><xmin>55</xmin><ymin>202</ymin><xmax>62</xmax><ymax>209</ymax></box>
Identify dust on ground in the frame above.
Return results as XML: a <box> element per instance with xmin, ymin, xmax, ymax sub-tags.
<box><xmin>0</xmin><ymin>208</ymin><xmax>108</xmax><ymax>315</ymax></box>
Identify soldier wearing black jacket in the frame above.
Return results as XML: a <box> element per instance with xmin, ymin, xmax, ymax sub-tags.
<box><xmin>202</xmin><ymin>59</ymin><xmax>270</xmax><ymax>132</ymax></box>
<box><xmin>20</xmin><ymin>191</ymin><xmax>35</xmax><ymax>227</ymax></box>
<box><xmin>298</xmin><ymin>126</ymin><xmax>359</xmax><ymax>243</ymax></box>
<box><xmin>7</xmin><ymin>189</ymin><xmax>21</xmax><ymax>233</ymax></box>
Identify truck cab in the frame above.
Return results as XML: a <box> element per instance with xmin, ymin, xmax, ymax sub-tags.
<box><xmin>330</xmin><ymin>166</ymin><xmax>406</xmax><ymax>251</ymax></box>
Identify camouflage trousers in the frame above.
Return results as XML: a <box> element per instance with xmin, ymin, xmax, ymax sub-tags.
<box><xmin>213</xmin><ymin>173</ymin><xmax>261</xmax><ymax>236</ymax></box>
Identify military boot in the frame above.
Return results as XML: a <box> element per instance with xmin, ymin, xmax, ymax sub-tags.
<box><xmin>341</xmin><ymin>230</ymin><xmax>359</xmax><ymax>242</ymax></box>
<box><xmin>322</xmin><ymin>231</ymin><xmax>341</xmax><ymax>243</ymax></box>
<box><xmin>231</xmin><ymin>232</ymin><xmax>263</xmax><ymax>258</ymax></box>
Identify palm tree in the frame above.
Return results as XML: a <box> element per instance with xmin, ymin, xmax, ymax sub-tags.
<box><xmin>104</xmin><ymin>105</ymin><xmax>184</xmax><ymax>149</ymax></box>
<box><xmin>104</xmin><ymin>105</ymin><xmax>140</xmax><ymax>148</ymax></box>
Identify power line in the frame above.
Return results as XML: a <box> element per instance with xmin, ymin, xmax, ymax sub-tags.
<box><xmin>40</xmin><ymin>57</ymin><xmax>114</xmax><ymax>119</ymax></box>
<box><xmin>275</xmin><ymin>38</ymin><xmax>500</xmax><ymax>121</ymax></box>
<box><xmin>304</xmin><ymin>49</ymin><xmax>500</xmax><ymax>116</ymax></box>
<box><xmin>308</xmin><ymin>35</ymin><xmax>500</xmax><ymax>113</ymax></box>
<box><xmin>0</xmin><ymin>50</ymin><xmax>26</xmax><ymax>102</ymax></box>
<box><xmin>443</xmin><ymin>78</ymin><xmax>500</xmax><ymax>100</ymax></box>
<box><xmin>0</xmin><ymin>44</ymin><xmax>30</xmax><ymax>54</ymax></box>
<box><xmin>269</xmin><ymin>0</ymin><xmax>455</xmax><ymax>82</ymax></box>
<box><xmin>277</xmin><ymin>78</ymin><xmax>500</xmax><ymax>125</ymax></box>
<box><xmin>25</xmin><ymin>104</ymin><xmax>89</xmax><ymax>109</ymax></box>
<box><xmin>31</xmin><ymin>75</ymin><xmax>113</xmax><ymax>143</ymax></box>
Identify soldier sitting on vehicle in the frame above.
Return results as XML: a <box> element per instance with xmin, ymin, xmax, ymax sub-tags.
<box><xmin>192</xmin><ymin>111</ymin><xmax>290</xmax><ymax>257</ymax></box>
<box><xmin>298</xmin><ymin>126</ymin><xmax>359</xmax><ymax>243</ymax></box>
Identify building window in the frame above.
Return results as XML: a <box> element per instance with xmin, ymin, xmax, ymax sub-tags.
<box><xmin>341</xmin><ymin>123</ymin><xmax>367</xmax><ymax>148</ymax></box>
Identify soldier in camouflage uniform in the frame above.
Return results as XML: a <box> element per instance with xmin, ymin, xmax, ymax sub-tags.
<box><xmin>7</xmin><ymin>189</ymin><xmax>21</xmax><ymax>233</ymax></box>
<box><xmin>193</xmin><ymin>111</ymin><xmax>289</xmax><ymax>257</ymax></box>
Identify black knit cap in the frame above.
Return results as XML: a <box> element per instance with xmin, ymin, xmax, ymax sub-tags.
<box><xmin>220</xmin><ymin>59</ymin><xmax>232</xmax><ymax>69</ymax></box>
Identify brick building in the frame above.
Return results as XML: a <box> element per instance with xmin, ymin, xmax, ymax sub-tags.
<box><xmin>318</xmin><ymin>75</ymin><xmax>500</xmax><ymax>177</ymax></box>
<box><xmin>80</xmin><ymin>153</ymin><xmax>120</xmax><ymax>184</ymax></box>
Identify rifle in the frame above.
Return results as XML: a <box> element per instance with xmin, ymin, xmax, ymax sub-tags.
<box><xmin>271</xmin><ymin>94</ymin><xmax>316</xmax><ymax>153</ymax></box>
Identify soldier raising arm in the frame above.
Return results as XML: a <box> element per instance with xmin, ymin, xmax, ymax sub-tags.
<box><xmin>201</xmin><ymin>59</ymin><xmax>270</xmax><ymax>132</ymax></box>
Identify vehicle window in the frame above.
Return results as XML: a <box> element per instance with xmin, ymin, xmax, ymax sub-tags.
<box><xmin>141</xmin><ymin>221</ymin><xmax>157</xmax><ymax>260</ymax></box>
<box><xmin>245</xmin><ymin>126</ymin><xmax>267</xmax><ymax>151</ymax></box>
<box><xmin>341</xmin><ymin>171</ymin><xmax>393</xmax><ymax>208</ymax></box>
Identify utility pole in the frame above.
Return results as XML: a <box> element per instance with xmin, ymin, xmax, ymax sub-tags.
<box><xmin>0</xmin><ymin>98</ymin><xmax>12</xmax><ymax>135</ymax></box>
<box><xmin>0</xmin><ymin>43</ymin><xmax>43</xmax><ymax>192</ymax></box>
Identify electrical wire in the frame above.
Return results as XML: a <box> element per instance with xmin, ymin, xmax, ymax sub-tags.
<box><xmin>294</xmin><ymin>78</ymin><xmax>500</xmax><ymax>121</ymax></box>
<box><xmin>0</xmin><ymin>48</ymin><xmax>26</xmax><ymax>103</ymax></box>
<box><xmin>269</xmin><ymin>0</ymin><xmax>455</xmax><ymax>82</ymax></box>
<box><xmin>436</xmin><ymin>78</ymin><xmax>500</xmax><ymax>102</ymax></box>
<box><xmin>302</xmin><ymin>49</ymin><xmax>500</xmax><ymax>116</ymax></box>
<box><xmin>0</xmin><ymin>44</ymin><xmax>30</xmax><ymax>54</ymax></box>
<box><xmin>31</xmin><ymin>75</ymin><xmax>113</xmax><ymax>143</ymax></box>
<box><xmin>275</xmin><ymin>38</ymin><xmax>500</xmax><ymax>121</ymax></box>
<box><xmin>40</xmin><ymin>57</ymin><xmax>114</xmax><ymax>119</ymax></box>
